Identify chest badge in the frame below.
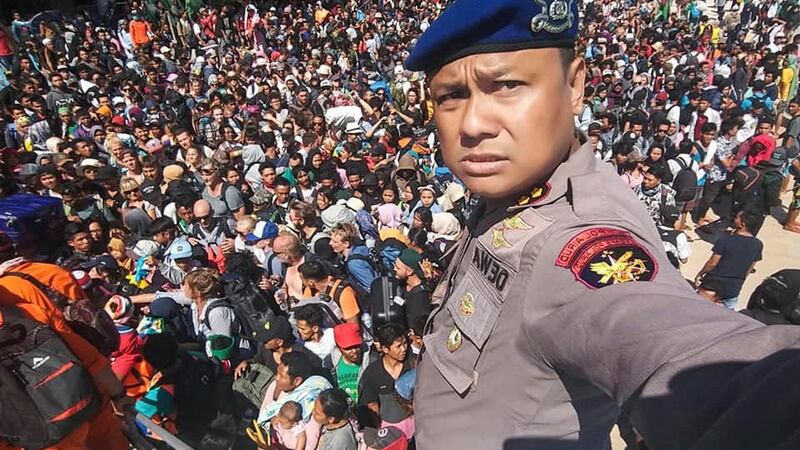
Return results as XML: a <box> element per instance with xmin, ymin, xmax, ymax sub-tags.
<box><xmin>459</xmin><ymin>293</ymin><xmax>475</xmax><ymax>316</ymax></box>
<box><xmin>491</xmin><ymin>214</ymin><xmax>533</xmax><ymax>249</ymax></box>
<box><xmin>447</xmin><ymin>328</ymin><xmax>463</xmax><ymax>352</ymax></box>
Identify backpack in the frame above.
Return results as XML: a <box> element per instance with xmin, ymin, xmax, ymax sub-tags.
<box><xmin>345</xmin><ymin>251</ymin><xmax>381</xmax><ymax>302</ymax></box>
<box><xmin>658</xmin><ymin>227</ymin><xmax>682</xmax><ymax>268</ymax></box>
<box><xmin>220</xmin><ymin>182</ymin><xmax>252</xmax><ymax>216</ymax></box>
<box><xmin>752</xmin><ymin>270</ymin><xmax>800</xmax><ymax>324</ymax></box>
<box><xmin>174</xmin><ymin>352</ymin><xmax>223</xmax><ymax>444</ymax></box>
<box><xmin>206</xmin><ymin>243</ymin><xmax>227</xmax><ymax>273</ymax></box>
<box><xmin>360</xmin><ymin>238</ymin><xmax>407</xmax><ymax>277</ymax></box>
<box><xmin>671</xmin><ymin>158</ymin><xmax>699</xmax><ymax>202</ymax></box>
<box><xmin>0</xmin><ymin>305</ymin><xmax>101</xmax><ymax>449</ymax></box>
<box><xmin>220</xmin><ymin>274</ymin><xmax>279</xmax><ymax>343</ymax></box>
<box><xmin>2</xmin><ymin>271</ymin><xmax>120</xmax><ymax>357</ymax></box>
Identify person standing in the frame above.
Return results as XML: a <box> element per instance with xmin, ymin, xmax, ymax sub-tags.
<box><xmin>393</xmin><ymin>248</ymin><xmax>432</xmax><ymax>328</ymax></box>
<box><xmin>404</xmin><ymin>1</ymin><xmax>800</xmax><ymax>449</ymax></box>
<box><xmin>694</xmin><ymin>211</ymin><xmax>764</xmax><ymax>310</ymax></box>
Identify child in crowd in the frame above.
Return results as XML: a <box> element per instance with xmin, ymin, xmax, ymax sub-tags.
<box><xmin>270</xmin><ymin>401</ymin><xmax>307</xmax><ymax>450</ymax></box>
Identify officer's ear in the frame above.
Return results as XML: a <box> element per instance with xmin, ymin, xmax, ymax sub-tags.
<box><xmin>567</xmin><ymin>56</ymin><xmax>587</xmax><ymax>116</ymax></box>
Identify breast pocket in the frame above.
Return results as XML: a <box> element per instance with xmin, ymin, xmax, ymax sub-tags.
<box><xmin>445</xmin><ymin>266</ymin><xmax>504</xmax><ymax>352</ymax></box>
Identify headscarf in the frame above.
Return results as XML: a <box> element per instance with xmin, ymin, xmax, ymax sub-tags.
<box><xmin>437</xmin><ymin>183</ymin><xmax>465</xmax><ymax>212</ymax></box>
<box><xmin>430</xmin><ymin>213</ymin><xmax>462</xmax><ymax>241</ymax></box>
<box><xmin>378</xmin><ymin>204</ymin><xmax>403</xmax><ymax>229</ymax></box>
<box><xmin>320</xmin><ymin>203</ymin><xmax>356</xmax><ymax>230</ymax></box>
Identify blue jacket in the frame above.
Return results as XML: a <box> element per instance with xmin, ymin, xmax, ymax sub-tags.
<box><xmin>346</xmin><ymin>245</ymin><xmax>378</xmax><ymax>293</ymax></box>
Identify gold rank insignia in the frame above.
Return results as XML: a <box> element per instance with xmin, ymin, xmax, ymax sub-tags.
<box><xmin>491</xmin><ymin>213</ymin><xmax>533</xmax><ymax>249</ymax></box>
<box><xmin>516</xmin><ymin>183</ymin><xmax>551</xmax><ymax>207</ymax></box>
<box><xmin>447</xmin><ymin>328</ymin><xmax>463</xmax><ymax>352</ymax></box>
<box><xmin>459</xmin><ymin>293</ymin><xmax>475</xmax><ymax>316</ymax></box>
<box><xmin>589</xmin><ymin>250</ymin><xmax>649</xmax><ymax>285</ymax></box>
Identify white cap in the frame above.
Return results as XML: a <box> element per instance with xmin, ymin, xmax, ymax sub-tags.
<box><xmin>78</xmin><ymin>158</ymin><xmax>102</xmax><ymax>168</ymax></box>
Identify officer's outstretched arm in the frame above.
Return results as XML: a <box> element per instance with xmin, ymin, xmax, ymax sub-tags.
<box><xmin>526</xmin><ymin>266</ymin><xmax>800</xmax><ymax>449</ymax></box>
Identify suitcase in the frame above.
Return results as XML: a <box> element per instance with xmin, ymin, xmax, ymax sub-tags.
<box><xmin>0</xmin><ymin>194</ymin><xmax>66</xmax><ymax>251</ymax></box>
<box><xmin>368</xmin><ymin>276</ymin><xmax>406</xmax><ymax>331</ymax></box>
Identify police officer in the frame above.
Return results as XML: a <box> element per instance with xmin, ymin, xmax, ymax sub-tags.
<box><xmin>405</xmin><ymin>1</ymin><xmax>800</xmax><ymax>449</ymax></box>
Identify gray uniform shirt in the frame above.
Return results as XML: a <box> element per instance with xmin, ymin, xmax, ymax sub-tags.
<box><xmin>415</xmin><ymin>141</ymin><xmax>800</xmax><ymax>450</ymax></box>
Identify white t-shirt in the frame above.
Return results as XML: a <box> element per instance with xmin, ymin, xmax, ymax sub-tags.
<box><xmin>304</xmin><ymin>328</ymin><xmax>336</xmax><ymax>368</ymax></box>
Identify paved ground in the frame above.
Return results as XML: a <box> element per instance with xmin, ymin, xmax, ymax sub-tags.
<box><xmin>609</xmin><ymin>189</ymin><xmax>799</xmax><ymax>449</ymax></box>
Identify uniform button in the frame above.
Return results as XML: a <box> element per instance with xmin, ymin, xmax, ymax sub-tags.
<box><xmin>447</xmin><ymin>327</ymin><xmax>462</xmax><ymax>352</ymax></box>
<box><xmin>459</xmin><ymin>292</ymin><xmax>475</xmax><ymax>316</ymax></box>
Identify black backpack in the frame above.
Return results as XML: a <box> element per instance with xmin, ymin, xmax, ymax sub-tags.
<box><xmin>749</xmin><ymin>270</ymin><xmax>800</xmax><ymax>324</ymax></box>
<box><xmin>220</xmin><ymin>274</ymin><xmax>280</xmax><ymax>342</ymax></box>
<box><xmin>174</xmin><ymin>352</ymin><xmax>224</xmax><ymax>445</ymax></box>
<box><xmin>0</xmin><ymin>305</ymin><xmax>101</xmax><ymax>448</ymax></box>
<box><xmin>672</xmin><ymin>158</ymin><xmax>699</xmax><ymax>202</ymax></box>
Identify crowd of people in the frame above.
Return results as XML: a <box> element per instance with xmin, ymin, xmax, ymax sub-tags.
<box><xmin>0</xmin><ymin>0</ymin><xmax>798</xmax><ymax>448</ymax></box>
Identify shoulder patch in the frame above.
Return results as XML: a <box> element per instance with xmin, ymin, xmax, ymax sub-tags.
<box><xmin>556</xmin><ymin>228</ymin><xmax>658</xmax><ymax>289</ymax></box>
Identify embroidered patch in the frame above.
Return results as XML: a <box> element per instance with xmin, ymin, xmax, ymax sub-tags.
<box><xmin>556</xmin><ymin>228</ymin><xmax>658</xmax><ymax>289</ymax></box>
<box><xmin>516</xmin><ymin>183</ymin><xmax>551</xmax><ymax>207</ymax></box>
<box><xmin>491</xmin><ymin>213</ymin><xmax>533</xmax><ymax>249</ymax></box>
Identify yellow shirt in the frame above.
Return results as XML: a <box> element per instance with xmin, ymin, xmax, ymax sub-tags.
<box><xmin>780</xmin><ymin>67</ymin><xmax>795</xmax><ymax>101</ymax></box>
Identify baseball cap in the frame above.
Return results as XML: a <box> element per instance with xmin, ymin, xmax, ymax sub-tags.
<box><xmin>660</xmin><ymin>205</ymin><xmax>681</xmax><ymax>226</ymax></box>
<box><xmin>145</xmin><ymin>139</ymin><xmax>164</xmax><ymax>154</ymax></box>
<box><xmin>246</xmin><ymin>221</ymin><xmax>279</xmax><ymax>242</ymax></box>
<box><xmin>655</xmin><ymin>91</ymin><xmax>669</xmax><ymax>104</ymax></box>
<box><xmin>167</xmin><ymin>238</ymin><xmax>193</xmax><ymax>260</ymax></box>
<box><xmin>320</xmin><ymin>79</ymin><xmax>332</xmax><ymax>88</ymax></box>
<box><xmin>363</xmin><ymin>426</ymin><xmax>408</xmax><ymax>450</ymax></box>
<box><xmin>79</xmin><ymin>255</ymin><xmax>120</xmax><ymax>272</ymax></box>
<box><xmin>253</xmin><ymin>316</ymin><xmax>294</xmax><ymax>343</ymax></box>
<box><xmin>369</xmin><ymin>143</ymin><xmax>387</xmax><ymax>156</ymax></box>
<box><xmin>333</xmin><ymin>323</ymin><xmax>363</xmax><ymax>349</ymax></box>
<box><xmin>398</xmin><ymin>249</ymin><xmax>424</xmax><ymax>278</ymax></box>
<box><xmin>71</xmin><ymin>270</ymin><xmax>91</xmax><ymax>288</ymax></box>
<box><xmin>250</xmin><ymin>190</ymin><xmax>273</xmax><ymax>207</ymax></box>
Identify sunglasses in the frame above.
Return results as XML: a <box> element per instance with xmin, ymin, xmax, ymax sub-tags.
<box><xmin>201</xmin><ymin>169</ymin><xmax>216</xmax><ymax>175</ymax></box>
<box><xmin>122</xmin><ymin>189</ymin><xmax>137</xmax><ymax>195</ymax></box>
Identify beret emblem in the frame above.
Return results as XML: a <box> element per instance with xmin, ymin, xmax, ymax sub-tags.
<box><xmin>531</xmin><ymin>0</ymin><xmax>574</xmax><ymax>34</ymax></box>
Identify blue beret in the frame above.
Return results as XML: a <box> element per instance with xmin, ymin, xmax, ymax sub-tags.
<box><xmin>406</xmin><ymin>0</ymin><xmax>579</xmax><ymax>72</ymax></box>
